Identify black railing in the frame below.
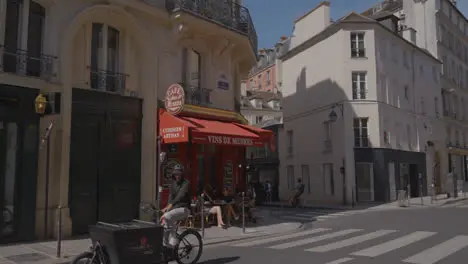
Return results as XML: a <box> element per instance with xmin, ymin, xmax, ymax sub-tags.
<box><xmin>0</xmin><ymin>47</ymin><xmax>57</xmax><ymax>80</ymax></box>
<box><xmin>234</xmin><ymin>99</ymin><xmax>241</xmax><ymax>112</ymax></box>
<box><xmin>185</xmin><ymin>86</ymin><xmax>211</xmax><ymax>106</ymax></box>
<box><xmin>165</xmin><ymin>0</ymin><xmax>257</xmax><ymax>55</ymax></box>
<box><xmin>90</xmin><ymin>69</ymin><xmax>127</xmax><ymax>93</ymax></box>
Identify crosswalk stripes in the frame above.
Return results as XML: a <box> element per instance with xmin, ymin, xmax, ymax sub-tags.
<box><xmin>269</xmin><ymin>229</ymin><xmax>361</xmax><ymax>250</ymax></box>
<box><xmin>275</xmin><ymin>209</ymin><xmax>360</xmax><ymax>222</ymax></box>
<box><xmin>226</xmin><ymin>227</ymin><xmax>468</xmax><ymax>263</ymax></box>
<box><xmin>323</xmin><ymin>257</ymin><xmax>354</xmax><ymax>264</ymax></box>
<box><xmin>306</xmin><ymin>230</ymin><xmax>397</xmax><ymax>253</ymax></box>
<box><xmin>351</xmin><ymin>231</ymin><xmax>436</xmax><ymax>257</ymax></box>
<box><xmin>402</xmin><ymin>235</ymin><xmax>468</xmax><ymax>264</ymax></box>
<box><xmin>232</xmin><ymin>228</ymin><xmax>330</xmax><ymax>247</ymax></box>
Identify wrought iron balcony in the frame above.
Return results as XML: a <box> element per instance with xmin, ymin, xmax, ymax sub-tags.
<box><xmin>0</xmin><ymin>47</ymin><xmax>57</xmax><ymax>80</ymax></box>
<box><xmin>185</xmin><ymin>86</ymin><xmax>212</xmax><ymax>107</ymax></box>
<box><xmin>165</xmin><ymin>0</ymin><xmax>258</xmax><ymax>55</ymax></box>
<box><xmin>89</xmin><ymin>69</ymin><xmax>127</xmax><ymax>93</ymax></box>
<box><xmin>234</xmin><ymin>99</ymin><xmax>241</xmax><ymax>112</ymax></box>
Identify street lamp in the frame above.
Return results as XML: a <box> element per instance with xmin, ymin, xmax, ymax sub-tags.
<box><xmin>328</xmin><ymin>109</ymin><xmax>338</xmax><ymax>123</ymax></box>
<box><xmin>34</xmin><ymin>93</ymin><xmax>54</xmax><ymax>240</ymax></box>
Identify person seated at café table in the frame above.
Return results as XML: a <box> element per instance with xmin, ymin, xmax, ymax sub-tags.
<box><xmin>222</xmin><ymin>187</ymin><xmax>239</xmax><ymax>225</ymax></box>
<box><xmin>202</xmin><ymin>185</ymin><xmax>227</xmax><ymax>229</ymax></box>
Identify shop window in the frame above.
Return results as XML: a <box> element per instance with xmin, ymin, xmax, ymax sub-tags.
<box><xmin>208</xmin><ymin>156</ymin><xmax>216</xmax><ymax>189</ymax></box>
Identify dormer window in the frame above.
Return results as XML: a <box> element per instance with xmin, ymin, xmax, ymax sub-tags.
<box><xmin>270</xmin><ymin>100</ymin><xmax>280</xmax><ymax>109</ymax></box>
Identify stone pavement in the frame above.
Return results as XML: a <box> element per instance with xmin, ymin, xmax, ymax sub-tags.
<box><xmin>0</xmin><ymin>209</ymin><xmax>302</xmax><ymax>264</ymax></box>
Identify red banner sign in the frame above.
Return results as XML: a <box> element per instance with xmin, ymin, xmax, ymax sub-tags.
<box><xmin>161</xmin><ymin>126</ymin><xmax>188</xmax><ymax>143</ymax></box>
<box><xmin>192</xmin><ymin>133</ymin><xmax>264</xmax><ymax>147</ymax></box>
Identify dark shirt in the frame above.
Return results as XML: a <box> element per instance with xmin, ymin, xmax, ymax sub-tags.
<box><xmin>295</xmin><ymin>183</ymin><xmax>305</xmax><ymax>195</ymax></box>
<box><xmin>168</xmin><ymin>179</ymin><xmax>190</xmax><ymax>209</ymax></box>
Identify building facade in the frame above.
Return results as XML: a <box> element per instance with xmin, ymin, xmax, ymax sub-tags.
<box><xmin>0</xmin><ymin>0</ymin><xmax>257</xmax><ymax>242</ymax></box>
<box><xmin>365</xmin><ymin>0</ymin><xmax>468</xmax><ymax>197</ymax></box>
<box><xmin>278</xmin><ymin>2</ymin><xmax>443</xmax><ymax>206</ymax></box>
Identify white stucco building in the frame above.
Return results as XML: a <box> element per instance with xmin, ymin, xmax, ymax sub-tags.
<box><xmin>0</xmin><ymin>0</ymin><xmax>256</xmax><ymax>242</ymax></box>
<box><xmin>364</xmin><ymin>0</ymin><xmax>468</xmax><ymax>198</ymax></box>
<box><xmin>278</xmin><ymin>1</ymin><xmax>443</xmax><ymax>206</ymax></box>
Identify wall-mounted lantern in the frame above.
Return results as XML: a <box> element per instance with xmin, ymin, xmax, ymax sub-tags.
<box><xmin>34</xmin><ymin>94</ymin><xmax>48</xmax><ymax>115</ymax></box>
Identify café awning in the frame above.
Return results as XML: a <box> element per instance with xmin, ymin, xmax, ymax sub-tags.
<box><xmin>159</xmin><ymin>110</ymin><xmax>271</xmax><ymax>147</ymax></box>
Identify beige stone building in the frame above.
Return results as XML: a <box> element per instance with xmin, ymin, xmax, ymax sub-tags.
<box><xmin>0</xmin><ymin>0</ymin><xmax>256</xmax><ymax>242</ymax></box>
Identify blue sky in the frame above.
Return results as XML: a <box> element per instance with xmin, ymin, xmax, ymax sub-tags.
<box><xmin>243</xmin><ymin>0</ymin><xmax>468</xmax><ymax>49</ymax></box>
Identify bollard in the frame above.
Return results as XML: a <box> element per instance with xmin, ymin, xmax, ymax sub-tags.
<box><xmin>242</xmin><ymin>192</ymin><xmax>246</xmax><ymax>234</ymax></box>
<box><xmin>407</xmin><ymin>184</ymin><xmax>411</xmax><ymax>207</ymax></box>
<box><xmin>156</xmin><ymin>187</ymin><xmax>162</xmax><ymax>222</ymax></box>
<box><xmin>420</xmin><ymin>186</ymin><xmax>424</xmax><ymax>206</ymax></box>
<box><xmin>56</xmin><ymin>206</ymin><xmax>62</xmax><ymax>258</ymax></box>
<box><xmin>200</xmin><ymin>194</ymin><xmax>205</xmax><ymax>238</ymax></box>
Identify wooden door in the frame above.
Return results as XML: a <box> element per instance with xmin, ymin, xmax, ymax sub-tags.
<box><xmin>69</xmin><ymin>115</ymin><xmax>100</xmax><ymax>235</ymax></box>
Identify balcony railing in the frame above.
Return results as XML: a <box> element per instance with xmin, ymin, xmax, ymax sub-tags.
<box><xmin>185</xmin><ymin>86</ymin><xmax>211</xmax><ymax>107</ymax></box>
<box><xmin>0</xmin><ymin>47</ymin><xmax>57</xmax><ymax>80</ymax></box>
<box><xmin>234</xmin><ymin>99</ymin><xmax>241</xmax><ymax>112</ymax></box>
<box><xmin>89</xmin><ymin>69</ymin><xmax>127</xmax><ymax>93</ymax></box>
<box><xmin>165</xmin><ymin>0</ymin><xmax>258</xmax><ymax>55</ymax></box>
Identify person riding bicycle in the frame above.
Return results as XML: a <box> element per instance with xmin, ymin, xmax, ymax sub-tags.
<box><xmin>290</xmin><ymin>178</ymin><xmax>305</xmax><ymax>206</ymax></box>
<box><xmin>161</xmin><ymin>164</ymin><xmax>191</xmax><ymax>252</ymax></box>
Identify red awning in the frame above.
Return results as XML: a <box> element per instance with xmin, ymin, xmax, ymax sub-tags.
<box><xmin>159</xmin><ymin>109</ymin><xmax>196</xmax><ymax>144</ymax></box>
<box><xmin>182</xmin><ymin>117</ymin><xmax>264</xmax><ymax>147</ymax></box>
<box><xmin>234</xmin><ymin>123</ymin><xmax>276</xmax><ymax>152</ymax></box>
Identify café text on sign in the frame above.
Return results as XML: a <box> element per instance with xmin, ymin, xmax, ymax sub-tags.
<box><xmin>165</xmin><ymin>84</ymin><xmax>185</xmax><ymax>115</ymax></box>
<box><xmin>207</xmin><ymin>135</ymin><xmax>253</xmax><ymax>145</ymax></box>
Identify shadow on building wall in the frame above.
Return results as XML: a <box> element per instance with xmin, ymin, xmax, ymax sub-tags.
<box><xmin>281</xmin><ymin>66</ymin><xmax>427</xmax><ymax>203</ymax></box>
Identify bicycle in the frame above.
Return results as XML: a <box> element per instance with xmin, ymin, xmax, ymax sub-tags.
<box><xmin>71</xmin><ymin>204</ymin><xmax>203</xmax><ymax>264</ymax></box>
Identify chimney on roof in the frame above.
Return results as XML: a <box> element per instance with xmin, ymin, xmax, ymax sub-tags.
<box><xmin>292</xmin><ymin>1</ymin><xmax>331</xmax><ymax>47</ymax></box>
<box><xmin>280</xmin><ymin>36</ymin><xmax>288</xmax><ymax>41</ymax></box>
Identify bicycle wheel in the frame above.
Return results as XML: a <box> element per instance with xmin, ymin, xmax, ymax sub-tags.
<box><xmin>174</xmin><ymin>229</ymin><xmax>203</xmax><ymax>264</ymax></box>
<box><xmin>71</xmin><ymin>252</ymin><xmax>100</xmax><ymax>264</ymax></box>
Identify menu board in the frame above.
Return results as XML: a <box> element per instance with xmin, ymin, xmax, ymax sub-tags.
<box><xmin>224</xmin><ymin>160</ymin><xmax>233</xmax><ymax>189</ymax></box>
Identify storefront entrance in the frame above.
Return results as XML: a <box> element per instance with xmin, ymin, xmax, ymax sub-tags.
<box><xmin>69</xmin><ymin>89</ymin><xmax>142</xmax><ymax>235</ymax></box>
<box><xmin>0</xmin><ymin>85</ymin><xmax>39</xmax><ymax>243</ymax></box>
<box><xmin>355</xmin><ymin>162</ymin><xmax>374</xmax><ymax>202</ymax></box>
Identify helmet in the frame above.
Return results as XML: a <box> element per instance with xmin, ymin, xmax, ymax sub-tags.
<box><xmin>172</xmin><ymin>164</ymin><xmax>184</xmax><ymax>176</ymax></box>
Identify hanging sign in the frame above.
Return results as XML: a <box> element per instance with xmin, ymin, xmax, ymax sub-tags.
<box><xmin>165</xmin><ymin>84</ymin><xmax>185</xmax><ymax>115</ymax></box>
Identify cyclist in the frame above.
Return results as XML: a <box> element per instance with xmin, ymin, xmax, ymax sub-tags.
<box><xmin>161</xmin><ymin>164</ymin><xmax>191</xmax><ymax>256</ymax></box>
<box><xmin>289</xmin><ymin>178</ymin><xmax>305</xmax><ymax>207</ymax></box>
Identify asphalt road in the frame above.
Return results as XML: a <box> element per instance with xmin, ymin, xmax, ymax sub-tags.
<box><xmin>194</xmin><ymin>200</ymin><xmax>468</xmax><ymax>264</ymax></box>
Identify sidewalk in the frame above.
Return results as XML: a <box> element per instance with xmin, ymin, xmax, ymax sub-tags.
<box><xmin>259</xmin><ymin>192</ymin><xmax>468</xmax><ymax>211</ymax></box>
<box><xmin>0</xmin><ymin>209</ymin><xmax>302</xmax><ymax>264</ymax></box>
<box><xmin>259</xmin><ymin>201</ymin><xmax>382</xmax><ymax>211</ymax></box>
<box><xmin>369</xmin><ymin>192</ymin><xmax>468</xmax><ymax>210</ymax></box>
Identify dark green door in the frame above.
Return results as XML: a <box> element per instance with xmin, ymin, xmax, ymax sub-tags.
<box><xmin>69</xmin><ymin>115</ymin><xmax>100</xmax><ymax>235</ymax></box>
<box><xmin>0</xmin><ymin>104</ymin><xmax>20</xmax><ymax>240</ymax></box>
<box><xmin>69</xmin><ymin>89</ymin><xmax>142</xmax><ymax>235</ymax></box>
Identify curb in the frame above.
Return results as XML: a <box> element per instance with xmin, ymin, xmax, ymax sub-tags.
<box><xmin>258</xmin><ymin>204</ymin><xmax>367</xmax><ymax>211</ymax></box>
<box><xmin>440</xmin><ymin>197</ymin><xmax>468</xmax><ymax>206</ymax></box>
<box><xmin>203</xmin><ymin>222</ymin><xmax>304</xmax><ymax>246</ymax></box>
